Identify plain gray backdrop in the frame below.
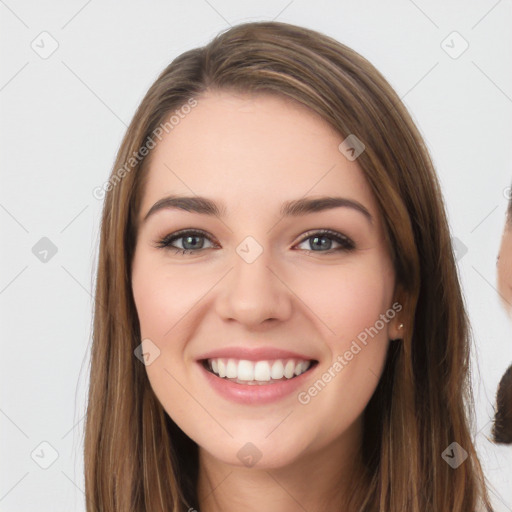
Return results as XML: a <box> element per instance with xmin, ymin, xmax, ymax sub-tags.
<box><xmin>1</xmin><ymin>1</ymin><xmax>511</xmax><ymax>510</ymax></box>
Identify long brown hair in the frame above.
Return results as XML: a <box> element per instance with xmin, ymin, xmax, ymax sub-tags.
<box><xmin>85</xmin><ymin>21</ymin><xmax>494</xmax><ymax>511</ymax></box>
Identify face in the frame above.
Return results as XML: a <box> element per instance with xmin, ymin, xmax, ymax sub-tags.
<box><xmin>131</xmin><ymin>90</ymin><xmax>402</xmax><ymax>469</ymax></box>
<box><xmin>498</xmin><ymin>216</ymin><xmax>512</xmax><ymax>313</ymax></box>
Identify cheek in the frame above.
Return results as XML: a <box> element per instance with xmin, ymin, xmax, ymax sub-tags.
<box><xmin>499</xmin><ymin>251</ymin><xmax>512</xmax><ymax>283</ymax></box>
<box><xmin>498</xmin><ymin>232</ymin><xmax>512</xmax><ymax>309</ymax></box>
<box><xmin>131</xmin><ymin>255</ymin><xmax>209</xmax><ymax>339</ymax></box>
<box><xmin>131</xmin><ymin>254</ymin><xmax>203</xmax><ymax>425</ymax></box>
<box><xmin>293</xmin><ymin>258</ymin><xmax>395</xmax><ymax>342</ymax></box>
<box><xmin>292</xmin><ymin>257</ymin><xmax>394</xmax><ymax>402</ymax></box>
<box><xmin>291</xmin><ymin>266</ymin><xmax>394</xmax><ymax>455</ymax></box>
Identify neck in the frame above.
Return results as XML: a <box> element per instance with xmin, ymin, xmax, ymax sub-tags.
<box><xmin>196</xmin><ymin>417</ymin><xmax>365</xmax><ymax>512</ymax></box>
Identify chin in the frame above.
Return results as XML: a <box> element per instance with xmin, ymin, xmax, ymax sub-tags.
<box><xmin>200</xmin><ymin>434</ymin><xmax>310</xmax><ymax>470</ymax></box>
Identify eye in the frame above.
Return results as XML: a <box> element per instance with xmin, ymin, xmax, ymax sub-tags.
<box><xmin>154</xmin><ymin>229</ymin><xmax>218</xmax><ymax>255</ymax></box>
<box><xmin>294</xmin><ymin>229</ymin><xmax>355</xmax><ymax>253</ymax></box>
<box><xmin>154</xmin><ymin>228</ymin><xmax>355</xmax><ymax>256</ymax></box>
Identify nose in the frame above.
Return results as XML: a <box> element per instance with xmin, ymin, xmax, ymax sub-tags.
<box><xmin>215</xmin><ymin>245</ymin><xmax>293</xmax><ymax>328</ymax></box>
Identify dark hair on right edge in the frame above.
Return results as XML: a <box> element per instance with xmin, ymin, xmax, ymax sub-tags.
<box><xmin>84</xmin><ymin>21</ymin><xmax>494</xmax><ymax>511</ymax></box>
<box><xmin>493</xmin><ymin>365</ymin><xmax>512</xmax><ymax>444</ymax></box>
<box><xmin>492</xmin><ymin>190</ymin><xmax>512</xmax><ymax>444</ymax></box>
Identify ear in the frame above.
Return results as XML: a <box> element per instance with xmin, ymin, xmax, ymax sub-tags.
<box><xmin>388</xmin><ymin>316</ymin><xmax>404</xmax><ymax>340</ymax></box>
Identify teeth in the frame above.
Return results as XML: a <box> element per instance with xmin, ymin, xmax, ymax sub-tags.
<box><xmin>270</xmin><ymin>360</ymin><xmax>284</xmax><ymax>379</ymax></box>
<box><xmin>238</xmin><ymin>360</ymin><xmax>254</xmax><ymax>381</ymax></box>
<box><xmin>226</xmin><ymin>359</ymin><xmax>238</xmax><ymax>378</ymax></box>
<box><xmin>295</xmin><ymin>361</ymin><xmax>308</xmax><ymax>376</ymax></box>
<box><xmin>254</xmin><ymin>361</ymin><xmax>271</xmax><ymax>381</ymax></box>
<box><xmin>206</xmin><ymin>358</ymin><xmax>313</xmax><ymax>382</ymax></box>
<box><xmin>217</xmin><ymin>359</ymin><xmax>226</xmax><ymax>378</ymax></box>
<box><xmin>284</xmin><ymin>360</ymin><xmax>295</xmax><ymax>378</ymax></box>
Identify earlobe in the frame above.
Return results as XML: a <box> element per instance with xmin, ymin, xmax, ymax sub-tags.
<box><xmin>389</xmin><ymin>320</ymin><xmax>404</xmax><ymax>341</ymax></box>
<box><xmin>389</xmin><ymin>283</ymin><xmax>407</xmax><ymax>340</ymax></box>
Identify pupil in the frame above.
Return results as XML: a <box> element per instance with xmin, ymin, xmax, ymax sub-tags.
<box><xmin>311</xmin><ymin>236</ymin><xmax>330</xmax><ymax>250</ymax></box>
<box><xmin>183</xmin><ymin>235</ymin><xmax>203</xmax><ymax>250</ymax></box>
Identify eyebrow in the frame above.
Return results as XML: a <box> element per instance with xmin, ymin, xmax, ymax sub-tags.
<box><xmin>142</xmin><ymin>195</ymin><xmax>372</xmax><ymax>224</ymax></box>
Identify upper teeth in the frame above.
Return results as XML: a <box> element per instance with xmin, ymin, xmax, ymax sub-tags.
<box><xmin>208</xmin><ymin>358</ymin><xmax>312</xmax><ymax>381</ymax></box>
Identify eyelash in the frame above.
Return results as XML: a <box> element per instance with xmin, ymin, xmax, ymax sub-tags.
<box><xmin>154</xmin><ymin>228</ymin><xmax>355</xmax><ymax>256</ymax></box>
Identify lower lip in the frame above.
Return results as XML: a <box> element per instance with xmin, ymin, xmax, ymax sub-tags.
<box><xmin>198</xmin><ymin>361</ymin><xmax>317</xmax><ymax>405</ymax></box>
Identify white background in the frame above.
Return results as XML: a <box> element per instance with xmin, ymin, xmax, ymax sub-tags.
<box><xmin>1</xmin><ymin>1</ymin><xmax>511</xmax><ymax>510</ymax></box>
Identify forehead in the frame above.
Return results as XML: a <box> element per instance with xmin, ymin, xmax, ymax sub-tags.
<box><xmin>139</xmin><ymin>90</ymin><xmax>378</xmax><ymax>219</ymax></box>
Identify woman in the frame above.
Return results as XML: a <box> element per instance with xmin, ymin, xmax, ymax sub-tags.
<box><xmin>495</xmin><ymin>194</ymin><xmax>512</xmax><ymax>445</ymax></box>
<box><xmin>85</xmin><ymin>21</ymin><xmax>494</xmax><ymax>511</ymax></box>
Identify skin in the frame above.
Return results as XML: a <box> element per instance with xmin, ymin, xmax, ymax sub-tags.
<box><xmin>497</xmin><ymin>218</ymin><xmax>512</xmax><ymax>312</ymax></box>
<box><xmin>131</xmin><ymin>90</ymin><xmax>403</xmax><ymax>512</ymax></box>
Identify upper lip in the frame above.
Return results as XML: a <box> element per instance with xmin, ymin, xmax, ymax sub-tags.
<box><xmin>197</xmin><ymin>347</ymin><xmax>317</xmax><ymax>362</ymax></box>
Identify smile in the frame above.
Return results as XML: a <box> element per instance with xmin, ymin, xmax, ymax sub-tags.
<box><xmin>199</xmin><ymin>357</ymin><xmax>318</xmax><ymax>404</ymax></box>
<box><xmin>203</xmin><ymin>357</ymin><xmax>315</xmax><ymax>385</ymax></box>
